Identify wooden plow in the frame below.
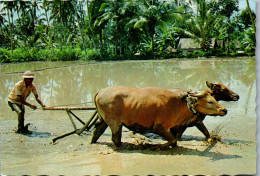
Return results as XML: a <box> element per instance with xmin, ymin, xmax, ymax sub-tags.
<box><xmin>43</xmin><ymin>106</ymin><xmax>98</xmax><ymax>143</ymax></box>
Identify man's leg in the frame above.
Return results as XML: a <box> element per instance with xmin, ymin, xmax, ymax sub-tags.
<box><xmin>18</xmin><ymin>105</ymin><xmax>25</xmax><ymax>132</ymax></box>
<box><xmin>8</xmin><ymin>102</ymin><xmax>25</xmax><ymax>133</ymax></box>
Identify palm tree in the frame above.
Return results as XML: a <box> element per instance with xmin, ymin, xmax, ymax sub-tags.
<box><xmin>49</xmin><ymin>0</ymin><xmax>65</xmax><ymax>49</ymax></box>
<box><xmin>86</xmin><ymin>0</ymin><xmax>99</xmax><ymax>55</ymax></box>
<box><xmin>15</xmin><ymin>1</ymin><xmax>31</xmax><ymax>47</ymax></box>
<box><xmin>15</xmin><ymin>1</ymin><xmax>29</xmax><ymax>28</ymax></box>
<box><xmin>40</xmin><ymin>1</ymin><xmax>52</xmax><ymax>46</ymax></box>
<box><xmin>49</xmin><ymin>1</ymin><xmax>77</xmax><ymax>49</ymax></box>
<box><xmin>176</xmin><ymin>0</ymin><xmax>222</xmax><ymax>51</ymax></box>
<box><xmin>40</xmin><ymin>1</ymin><xmax>50</xmax><ymax>35</ymax></box>
<box><xmin>73</xmin><ymin>1</ymin><xmax>87</xmax><ymax>56</ymax></box>
<box><xmin>94</xmin><ymin>0</ymin><xmax>123</xmax><ymax>55</ymax></box>
<box><xmin>246</xmin><ymin>0</ymin><xmax>256</xmax><ymax>33</ymax></box>
<box><xmin>127</xmin><ymin>0</ymin><xmax>179</xmax><ymax>56</ymax></box>
<box><xmin>210</xmin><ymin>0</ymin><xmax>239</xmax><ymax>53</ymax></box>
<box><xmin>1</xmin><ymin>1</ymin><xmax>16</xmax><ymax>55</ymax></box>
<box><xmin>0</xmin><ymin>11</ymin><xmax>8</xmax><ymax>48</ymax></box>
<box><xmin>27</xmin><ymin>1</ymin><xmax>43</xmax><ymax>47</ymax></box>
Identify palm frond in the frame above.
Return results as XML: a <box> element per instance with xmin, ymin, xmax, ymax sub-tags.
<box><xmin>134</xmin><ymin>17</ymin><xmax>147</xmax><ymax>29</ymax></box>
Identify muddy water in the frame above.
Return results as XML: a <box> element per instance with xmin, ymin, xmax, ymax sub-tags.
<box><xmin>0</xmin><ymin>58</ymin><xmax>256</xmax><ymax>175</ymax></box>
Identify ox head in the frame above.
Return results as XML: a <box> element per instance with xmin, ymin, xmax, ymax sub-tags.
<box><xmin>206</xmin><ymin>81</ymin><xmax>239</xmax><ymax>101</ymax></box>
<box><xmin>182</xmin><ymin>90</ymin><xmax>227</xmax><ymax>116</ymax></box>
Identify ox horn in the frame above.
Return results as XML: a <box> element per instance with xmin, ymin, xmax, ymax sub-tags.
<box><xmin>206</xmin><ymin>81</ymin><xmax>213</xmax><ymax>89</ymax></box>
<box><xmin>188</xmin><ymin>90</ymin><xmax>207</xmax><ymax>98</ymax></box>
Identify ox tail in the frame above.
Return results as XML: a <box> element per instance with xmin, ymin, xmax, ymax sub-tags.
<box><xmin>94</xmin><ymin>90</ymin><xmax>103</xmax><ymax>120</ymax></box>
<box><xmin>91</xmin><ymin>90</ymin><xmax>108</xmax><ymax>144</ymax></box>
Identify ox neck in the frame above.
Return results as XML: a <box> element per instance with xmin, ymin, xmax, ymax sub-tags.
<box><xmin>209</xmin><ymin>90</ymin><xmax>221</xmax><ymax>101</ymax></box>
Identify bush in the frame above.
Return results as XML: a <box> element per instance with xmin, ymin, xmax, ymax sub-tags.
<box><xmin>37</xmin><ymin>47</ymin><xmax>82</xmax><ymax>61</ymax></box>
<box><xmin>0</xmin><ymin>46</ymin><xmax>254</xmax><ymax>63</ymax></box>
<box><xmin>185</xmin><ymin>51</ymin><xmax>200</xmax><ymax>58</ymax></box>
<box><xmin>13</xmin><ymin>48</ymin><xmax>30</xmax><ymax>62</ymax></box>
<box><xmin>36</xmin><ymin>48</ymin><xmax>55</xmax><ymax>61</ymax></box>
<box><xmin>0</xmin><ymin>47</ymin><xmax>38</xmax><ymax>63</ymax></box>
<box><xmin>3</xmin><ymin>47</ymin><xmax>41</xmax><ymax>62</ymax></box>
<box><xmin>55</xmin><ymin>47</ymin><xmax>80</xmax><ymax>61</ymax></box>
<box><xmin>86</xmin><ymin>49</ymin><xmax>101</xmax><ymax>60</ymax></box>
<box><xmin>0</xmin><ymin>48</ymin><xmax>11</xmax><ymax>63</ymax></box>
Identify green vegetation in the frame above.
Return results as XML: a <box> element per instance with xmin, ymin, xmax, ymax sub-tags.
<box><xmin>0</xmin><ymin>0</ymin><xmax>256</xmax><ymax>63</ymax></box>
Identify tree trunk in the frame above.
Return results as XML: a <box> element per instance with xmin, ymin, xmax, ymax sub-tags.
<box><xmin>152</xmin><ymin>33</ymin><xmax>154</xmax><ymax>58</ymax></box>
<box><xmin>59</xmin><ymin>1</ymin><xmax>63</xmax><ymax>50</ymax></box>
<box><xmin>99</xmin><ymin>30</ymin><xmax>103</xmax><ymax>55</ymax></box>
<box><xmin>7</xmin><ymin>8</ymin><xmax>13</xmax><ymax>58</ymax></box>
<box><xmin>246</xmin><ymin>0</ymin><xmax>256</xmax><ymax>33</ymax></box>
<box><xmin>86</xmin><ymin>0</ymin><xmax>98</xmax><ymax>55</ymax></box>
<box><xmin>75</xmin><ymin>2</ymin><xmax>87</xmax><ymax>57</ymax></box>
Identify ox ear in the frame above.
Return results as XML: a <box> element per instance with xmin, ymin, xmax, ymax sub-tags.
<box><xmin>206</xmin><ymin>81</ymin><xmax>213</xmax><ymax>89</ymax></box>
<box><xmin>190</xmin><ymin>90</ymin><xmax>207</xmax><ymax>98</ymax></box>
<box><xmin>206</xmin><ymin>81</ymin><xmax>221</xmax><ymax>90</ymax></box>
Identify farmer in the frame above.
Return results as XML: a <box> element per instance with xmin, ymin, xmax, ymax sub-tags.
<box><xmin>8</xmin><ymin>71</ymin><xmax>45</xmax><ymax>134</ymax></box>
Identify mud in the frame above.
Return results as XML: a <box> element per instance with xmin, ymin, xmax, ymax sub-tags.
<box><xmin>0</xmin><ymin>58</ymin><xmax>256</xmax><ymax>175</ymax></box>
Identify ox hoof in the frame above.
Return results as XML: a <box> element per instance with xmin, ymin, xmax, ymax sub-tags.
<box><xmin>112</xmin><ymin>144</ymin><xmax>122</xmax><ymax>151</ymax></box>
<box><xmin>207</xmin><ymin>135</ymin><xmax>221</xmax><ymax>142</ymax></box>
<box><xmin>113</xmin><ymin>141</ymin><xmax>122</xmax><ymax>149</ymax></box>
<box><xmin>204</xmin><ymin>136</ymin><xmax>221</xmax><ymax>144</ymax></box>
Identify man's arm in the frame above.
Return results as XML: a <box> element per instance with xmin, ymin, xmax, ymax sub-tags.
<box><xmin>34</xmin><ymin>94</ymin><xmax>46</xmax><ymax>107</ymax></box>
<box><xmin>17</xmin><ymin>95</ymin><xmax>38</xmax><ymax>110</ymax></box>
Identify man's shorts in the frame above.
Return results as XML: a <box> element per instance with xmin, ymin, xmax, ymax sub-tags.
<box><xmin>8</xmin><ymin>101</ymin><xmax>25</xmax><ymax>113</ymax></box>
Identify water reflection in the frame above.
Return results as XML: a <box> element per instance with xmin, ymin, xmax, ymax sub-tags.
<box><xmin>0</xmin><ymin>59</ymin><xmax>256</xmax><ymax>118</ymax></box>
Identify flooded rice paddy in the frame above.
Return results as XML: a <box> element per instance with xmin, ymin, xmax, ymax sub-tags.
<box><xmin>0</xmin><ymin>58</ymin><xmax>256</xmax><ymax>175</ymax></box>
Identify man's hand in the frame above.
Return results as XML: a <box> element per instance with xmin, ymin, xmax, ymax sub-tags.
<box><xmin>30</xmin><ymin>104</ymin><xmax>37</xmax><ymax>110</ymax></box>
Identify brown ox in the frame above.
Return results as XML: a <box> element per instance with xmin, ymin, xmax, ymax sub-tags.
<box><xmin>176</xmin><ymin>81</ymin><xmax>239</xmax><ymax>140</ymax></box>
<box><xmin>91</xmin><ymin>86</ymin><xmax>227</xmax><ymax>148</ymax></box>
<box><xmin>206</xmin><ymin>81</ymin><xmax>239</xmax><ymax>102</ymax></box>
